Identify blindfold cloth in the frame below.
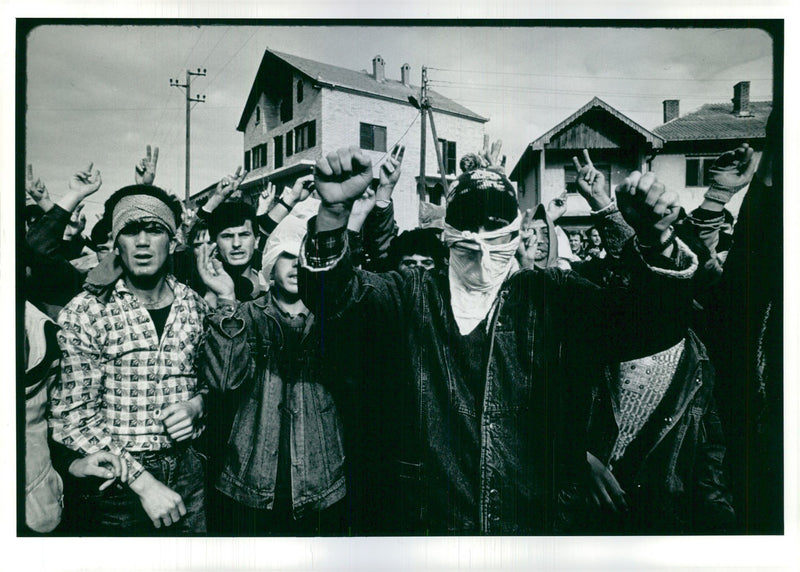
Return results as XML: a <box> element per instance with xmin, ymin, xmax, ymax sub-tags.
<box><xmin>442</xmin><ymin>212</ymin><xmax>522</xmax><ymax>335</ymax></box>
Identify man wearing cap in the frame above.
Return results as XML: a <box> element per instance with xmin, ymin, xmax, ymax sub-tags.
<box><xmin>49</xmin><ymin>184</ymin><xmax>208</xmax><ymax>534</ymax></box>
<box><xmin>197</xmin><ymin>198</ymin><xmax>347</xmax><ymax>535</ymax></box>
<box><xmin>298</xmin><ymin>146</ymin><xmax>698</xmax><ymax>535</ymax></box>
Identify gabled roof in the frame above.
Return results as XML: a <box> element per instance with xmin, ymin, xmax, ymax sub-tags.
<box><xmin>653</xmin><ymin>100</ymin><xmax>772</xmax><ymax>141</ymax></box>
<box><xmin>237</xmin><ymin>48</ymin><xmax>487</xmax><ymax>131</ymax></box>
<box><xmin>509</xmin><ymin>97</ymin><xmax>663</xmax><ymax>181</ymax></box>
<box><xmin>529</xmin><ymin>97</ymin><xmax>664</xmax><ymax>150</ymax></box>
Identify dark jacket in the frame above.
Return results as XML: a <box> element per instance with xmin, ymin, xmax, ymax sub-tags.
<box><xmin>562</xmin><ymin>329</ymin><xmax>735</xmax><ymax>534</ymax></box>
<box><xmin>299</xmin><ymin>227</ymin><xmax>697</xmax><ymax>535</ymax></box>
<box><xmin>199</xmin><ymin>295</ymin><xmax>347</xmax><ymax>517</ymax></box>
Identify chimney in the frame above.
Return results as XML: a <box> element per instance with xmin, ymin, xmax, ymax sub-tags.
<box><xmin>372</xmin><ymin>55</ymin><xmax>385</xmax><ymax>82</ymax></box>
<box><xmin>663</xmin><ymin>99</ymin><xmax>680</xmax><ymax>123</ymax></box>
<box><xmin>732</xmin><ymin>81</ymin><xmax>751</xmax><ymax>116</ymax></box>
<box><xmin>401</xmin><ymin>63</ymin><xmax>411</xmax><ymax>86</ymax></box>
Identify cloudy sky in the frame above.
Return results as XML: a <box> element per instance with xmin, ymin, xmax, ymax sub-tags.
<box><xmin>24</xmin><ymin>24</ymin><xmax>773</xmax><ymax>221</ymax></box>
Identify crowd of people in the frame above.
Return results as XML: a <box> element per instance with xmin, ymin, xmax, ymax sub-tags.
<box><xmin>21</xmin><ymin>112</ymin><xmax>781</xmax><ymax>536</ymax></box>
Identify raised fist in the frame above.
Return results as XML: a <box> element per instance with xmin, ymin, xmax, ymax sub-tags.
<box><xmin>314</xmin><ymin>146</ymin><xmax>374</xmax><ymax>206</ymax></box>
<box><xmin>616</xmin><ymin>171</ymin><xmax>680</xmax><ymax>246</ymax></box>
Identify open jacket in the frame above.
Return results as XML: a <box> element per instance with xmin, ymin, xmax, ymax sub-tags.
<box><xmin>299</xmin><ymin>222</ymin><xmax>697</xmax><ymax>535</ymax></box>
<box><xmin>564</xmin><ymin>330</ymin><xmax>736</xmax><ymax>534</ymax></box>
<box><xmin>199</xmin><ymin>295</ymin><xmax>347</xmax><ymax>517</ymax></box>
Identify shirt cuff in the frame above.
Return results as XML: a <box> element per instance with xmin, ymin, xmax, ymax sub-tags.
<box><xmin>635</xmin><ymin>236</ymin><xmax>698</xmax><ymax>279</ymax></box>
<box><xmin>299</xmin><ymin>216</ymin><xmax>348</xmax><ymax>271</ymax></box>
<box><xmin>590</xmin><ymin>199</ymin><xmax>618</xmax><ymax>217</ymax></box>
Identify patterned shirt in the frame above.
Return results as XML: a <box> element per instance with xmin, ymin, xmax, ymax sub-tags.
<box><xmin>609</xmin><ymin>338</ymin><xmax>686</xmax><ymax>462</ymax></box>
<box><xmin>49</xmin><ymin>275</ymin><xmax>208</xmax><ymax>481</ymax></box>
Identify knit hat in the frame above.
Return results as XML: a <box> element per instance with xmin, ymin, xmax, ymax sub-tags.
<box><xmin>444</xmin><ymin>167</ymin><xmax>518</xmax><ymax>232</ymax></box>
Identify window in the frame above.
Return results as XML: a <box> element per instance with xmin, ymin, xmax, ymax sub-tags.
<box><xmin>360</xmin><ymin>122</ymin><xmax>387</xmax><ymax>152</ymax></box>
<box><xmin>286</xmin><ymin>131</ymin><xmax>294</xmax><ymax>157</ymax></box>
<box><xmin>274</xmin><ymin>135</ymin><xmax>284</xmax><ymax>169</ymax></box>
<box><xmin>564</xmin><ymin>163</ymin><xmax>611</xmax><ymax>195</ymax></box>
<box><xmin>251</xmin><ymin>143</ymin><xmax>268</xmax><ymax>169</ymax></box>
<box><xmin>297</xmin><ymin>80</ymin><xmax>304</xmax><ymax>103</ymax></box>
<box><xmin>255</xmin><ymin>106</ymin><xmax>261</xmax><ymax>124</ymax></box>
<box><xmin>437</xmin><ymin>139</ymin><xmax>457</xmax><ymax>175</ymax></box>
<box><xmin>685</xmin><ymin>157</ymin><xmax>718</xmax><ymax>187</ymax></box>
<box><xmin>280</xmin><ymin>98</ymin><xmax>292</xmax><ymax>123</ymax></box>
<box><xmin>244</xmin><ymin>150</ymin><xmax>251</xmax><ymax>171</ymax></box>
<box><xmin>295</xmin><ymin>121</ymin><xmax>316</xmax><ymax>152</ymax></box>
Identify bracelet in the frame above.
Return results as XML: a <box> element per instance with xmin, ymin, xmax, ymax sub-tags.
<box><xmin>637</xmin><ymin>225</ymin><xmax>677</xmax><ymax>253</ymax></box>
<box><xmin>276</xmin><ymin>197</ymin><xmax>293</xmax><ymax>211</ymax></box>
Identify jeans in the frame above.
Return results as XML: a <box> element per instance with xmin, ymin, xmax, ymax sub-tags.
<box><xmin>64</xmin><ymin>444</ymin><xmax>206</xmax><ymax>536</ymax></box>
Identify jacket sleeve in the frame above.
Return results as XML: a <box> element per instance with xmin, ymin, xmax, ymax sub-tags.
<box><xmin>692</xmin><ymin>395</ymin><xmax>737</xmax><ymax>533</ymax></box>
<box><xmin>49</xmin><ymin>301</ymin><xmax>146</xmax><ymax>482</ymax></box>
<box><xmin>298</xmin><ymin>219</ymin><xmax>409</xmax><ymax>328</ymax></box>
<box><xmin>550</xmin><ymin>237</ymin><xmax>698</xmax><ymax>362</ymax></box>
<box><xmin>199</xmin><ymin>299</ymin><xmax>257</xmax><ymax>393</ymax></box>
<box><xmin>362</xmin><ymin>201</ymin><xmax>399</xmax><ymax>271</ymax></box>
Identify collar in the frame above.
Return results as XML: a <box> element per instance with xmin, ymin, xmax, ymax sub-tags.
<box><xmin>112</xmin><ymin>274</ymin><xmax>185</xmax><ymax>305</ymax></box>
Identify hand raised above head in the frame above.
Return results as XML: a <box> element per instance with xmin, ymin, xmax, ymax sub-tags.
<box><xmin>572</xmin><ymin>149</ymin><xmax>609</xmax><ymax>210</ymax></box>
<box><xmin>68</xmin><ymin>162</ymin><xmax>103</xmax><ymax>197</ymax></box>
<box><xmin>616</xmin><ymin>170</ymin><xmax>680</xmax><ymax>247</ymax></box>
<box><xmin>314</xmin><ymin>146</ymin><xmax>374</xmax><ymax>206</ymax></box>
<box><xmin>134</xmin><ymin>144</ymin><xmax>159</xmax><ymax>185</ymax></box>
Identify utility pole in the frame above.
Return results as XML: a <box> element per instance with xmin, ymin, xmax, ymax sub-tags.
<box><xmin>170</xmin><ymin>68</ymin><xmax>207</xmax><ymax>210</ymax></box>
<box><xmin>417</xmin><ymin>66</ymin><xmax>428</xmax><ymax>200</ymax></box>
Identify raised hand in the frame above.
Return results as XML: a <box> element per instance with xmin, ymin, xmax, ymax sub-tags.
<box><xmin>347</xmin><ymin>188</ymin><xmax>377</xmax><ymax>232</ymax></box>
<box><xmin>572</xmin><ymin>149</ymin><xmax>610</xmax><ymax>210</ymax></box>
<box><xmin>196</xmin><ymin>243</ymin><xmax>235</xmax><ymax>300</ymax></box>
<box><xmin>705</xmin><ymin>143</ymin><xmax>757</xmax><ymax>205</ymax></box>
<box><xmin>282</xmin><ymin>174</ymin><xmax>315</xmax><ymax>207</ymax></box>
<box><xmin>25</xmin><ymin>164</ymin><xmax>53</xmax><ymax>210</ymax></box>
<box><xmin>547</xmin><ymin>191</ymin><xmax>568</xmax><ymax>221</ymax></box>
<box><xmin>314</xmin><ymin>146</ymin><xmax>374</xmax><ymax>206</ymax></box>
<box><xmin>587</xmin><ymin>451</ymin><xmax>627</xmax><ymax>513</ymax></box>
<box><xmin>134</xmin><ymin>145</ymin><xmax>159</xmax><ymax>185</ymax></box>
<box><xmin>256</xmin><ymin>182</ymin><xmax>276</xmax><ymax>216</ymax></box>
<box><xmin>616</xmin><ymin>170</ymin><xmax>681</xmax><ymax>247</ymax></box>
<box><xmin>516</xmin><ymin>208</ymin><xmax>538</xmax><ymax>269</ymax></box>
<box><xmin>63</xmin><ymin>203</ymin><xmax>87</xmax><ymax>241</ymax></box>
<box><xmin>479</xmin><ymin>135</ymin><xmax>505</xmax><ymax>170</ymax></box>
<box><xmin>68</xmin><ymin>162</ymin><xmax>103</xmax><ymax>198</ymax></box>
<box><xmin>215</xmin><ymin>166</ymin><xmax>248</xmax><ymax>202</ymax></box>
<box><xmin>378</xmin><ymin>144</ymin><xmax>405</xmax><ymax>195</ymax></box>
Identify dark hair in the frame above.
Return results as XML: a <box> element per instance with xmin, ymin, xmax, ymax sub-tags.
<box><xmin>89</xmin><ymin>216</ymin><xmax>111</xmax><ymax>247</ymax></box>
<box><xmin>103</xmin><ymin>185</ymin><xmax>183</xmax><ymax>230</ymax></box>
<box><xmin>388</xmin><ymin>228</ymin><xmax>448</xmax><ymax>270</ymax></box>
<box><xmin>206</xmin><ymin>201</ymin><xmax>257</xmax><ymax>240</ymax></box>
<box><xmin>187</xmin><ymin>218</ymin><xmax>209</xmax><ymax>246</ymax></box>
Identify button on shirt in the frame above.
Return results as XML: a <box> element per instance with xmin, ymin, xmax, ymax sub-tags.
<box><xmin>49</xmin><ymin>275</ymin><xmax>208</xmax><ymax>481</ymax></box>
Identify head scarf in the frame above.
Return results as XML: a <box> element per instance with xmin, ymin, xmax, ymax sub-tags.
<box><xmin>441</xmin><ymin>212</ymin><xmax>522</xmax><ymax>335</ymax></box>
<box><xmin>261</xmin><ymin>197</ymin><xmax>320</xmax><ymax>284</ymax></box>
<box><xmin>110</xmin><ymin>194</ymin><xmax>177</xmax><ymax>245</ymax></box>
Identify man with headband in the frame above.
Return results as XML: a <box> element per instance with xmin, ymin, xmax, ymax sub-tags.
<box><xmin>298</xmin><ymin>146</ymin><xmax>698</xmax><ymax>535</ymax></box>
<box><xmin>49</xmin><ymin>184</ymin><xmax>208</xmax><ymax>534</ymax></box>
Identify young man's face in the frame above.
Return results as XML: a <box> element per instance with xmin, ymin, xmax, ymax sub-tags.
<box><xmin>272</xmin><ymin>252</ymin><xmax>299</xmax><ymax>296</ymax></box>
<box><xmin>569</xmin><ymin>234</ymin><xmax>582</xmax><ymax>254</ymax></box>
<box><xmin>531</xmin><ymin>221</ymin><xmax>549</xmax><ymax>262</ymax></box>
<box><xmin>215</xmin><ymin>219</ymin><xmax>256</xmax><ymax>270</ymax></box>
<box><xmin>398</xmin><ymin>254</ymin><xmax>436</xmax><ymax>272</ymax></box>
<box><xmin>116</xmin><ymin>221</ymin><xmax>175</xmax><ymax>279</ymax></box>
<box><xmin>589</xmin><ymin>228</ymin><xmax>602</xmax><ymax>246</ymax></box>
<box><xmin>95</xmin><ymin>239</ymin><xmax>113</xmax><ymax>263</ymax></box>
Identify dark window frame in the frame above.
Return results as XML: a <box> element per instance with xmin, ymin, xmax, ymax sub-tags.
<box><xmin>360</xmin><ymin>122</ymin><xmax>387</xmax><ymax>152</ymax></box>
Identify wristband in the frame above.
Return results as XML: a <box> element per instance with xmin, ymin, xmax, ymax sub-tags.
<box><xmin>276</xmin><ymin>197</ymin><xmax>293</xmax><ymax>211</ymax></box>
<box><xmin>637</xmin><ymin>225</ymin><xmax>676</xmax><ymax>253</ymax></box>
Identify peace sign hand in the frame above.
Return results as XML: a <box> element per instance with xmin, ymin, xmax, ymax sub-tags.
<box><xmin>572</xmin><ymin>149</ymin><xmax>609</xmax><ymax>211</ymax></box>
<box><xmin>135</xmin><ymin>145</ymin><xmax>159</xmax><ymax>185</ymax></box>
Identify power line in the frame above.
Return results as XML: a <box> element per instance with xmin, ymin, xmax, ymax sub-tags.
<box><xmin>374</xmin><ymin>111</ymin><xmax>420</xmax><ymax>167</ymax></box>
<box><xmin>453</xmin><ymin>96</ymin><xmax>664</xmax><ymax>115</ymax></box>
<box><xmin>199</xmin><ymin>26</ymin><xmax>231</xmax><ymax>69</ymax></box>
<box><xmin>428</xmin><ymin>79</ymin><xmax>772</xmax><ymax>101</ymax></box>
<box><xmin>204</xmin><ymin>28</ymin><xmax>259</xmax><ymax>91</ymax></box>
<box><xmin>427</xmin><ymin>66</ymin><xmax>772</xmax><ymax>83</ymax></box>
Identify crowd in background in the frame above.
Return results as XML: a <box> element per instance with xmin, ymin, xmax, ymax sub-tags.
<box><xmin>21</xmin><ymin>110</ymin><xmax>781</xmax><ymax>536</ymax></box>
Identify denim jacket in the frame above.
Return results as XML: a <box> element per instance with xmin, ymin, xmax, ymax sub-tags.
<box><xmin>566</xmin><ymin>329</ymin><xmax>736</xmax><ymax>534</ymax></box>
<box><xmin>199</xmin><ymin>296</ymin><xmax>346</xmax><ymax>517</ymax></box>
<box><xmin>300</xmin><ymin>227</ymin><xmax>697</xmax><ymax>535</ymax></box>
